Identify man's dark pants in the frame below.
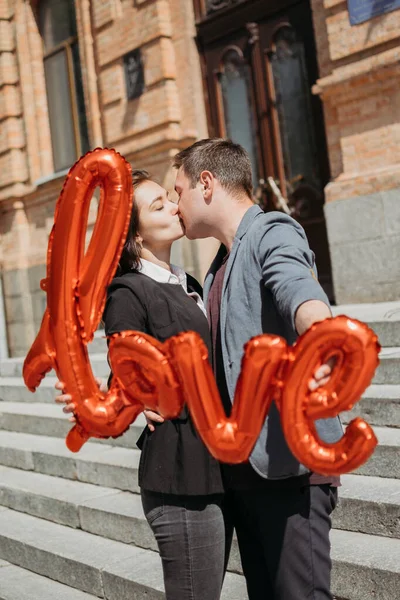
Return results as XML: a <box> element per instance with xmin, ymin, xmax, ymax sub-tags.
<box><xmin>223</xmin><ymin>474</ymin><xmax>338</xmax><ymax>600</ymax></box>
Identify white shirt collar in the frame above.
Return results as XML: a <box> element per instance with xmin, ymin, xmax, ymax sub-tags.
<box><xmin>138</xmin><ymin>258</ymin><xmax>188</xmax><ymax>292</ymax></box>
<box><xmin>137</xmin><ymin>258</ymin><xmax>207</xmax><ymax>318</ymax></box>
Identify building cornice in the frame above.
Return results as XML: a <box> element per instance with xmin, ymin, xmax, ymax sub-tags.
<box><xmin>313</xmin><ymin>46</ymin><xmax>400</xmax><ymax>98</ymax></box>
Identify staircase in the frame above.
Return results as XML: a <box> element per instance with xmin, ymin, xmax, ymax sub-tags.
<box><xmin>0</xmin><ymin>303</ymin><xmax>399</xmax><ymax>600</ymax></box>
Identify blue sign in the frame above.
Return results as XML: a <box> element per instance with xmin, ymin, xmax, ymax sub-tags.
<box><xmin>348</xmin><ymin>0</ymin><xmax>400</xmax><ymax>25</ymax></box>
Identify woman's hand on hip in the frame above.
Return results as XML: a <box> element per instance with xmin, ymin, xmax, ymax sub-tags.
<box><xmin>144</xmin><ymin>409</ymin><xmax>165</xmax><ymax>432</ymax></box>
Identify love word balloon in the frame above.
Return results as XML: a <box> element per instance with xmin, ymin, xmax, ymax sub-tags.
<box><xmin>23</xmin><ymin>147</ymin><xmax>380</xmax><ymax>474</ymax></box>
<box><xmin>109</xmin><ymin>317</ymin><xmax>379</xmax><ymax>475</ymax></box>
<box><xmin>22</xmin><ymin>148</ymin><xmax>145</xmax><ymax>450</ymax></box>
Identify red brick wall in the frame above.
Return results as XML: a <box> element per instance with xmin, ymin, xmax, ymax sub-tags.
<box><xmin>311</xmin><ymin>0</ymin><xmax>400</xmax><ymax>202</ymax></box>
<box><xmin>0</xmin><ymin>0</ymin><xmax>215</xmax><ymax>355</ymax></box>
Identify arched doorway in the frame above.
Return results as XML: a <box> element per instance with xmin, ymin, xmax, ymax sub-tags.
<box><xmin>195</xmin><ymin>0</ymin><xmax>334</xmax><ymax>300</ymax></box>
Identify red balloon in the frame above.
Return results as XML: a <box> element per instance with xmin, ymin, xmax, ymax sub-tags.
<box><xmin>279</xmin><ymin>316</ymin><xmax>380</xmax><ymax>475</ymax></box>
<box><xmin>108</xmin><ymin>330</ymin><xmax>184</xmax><ymax>419</ymax></box>
<box><xmin>23</xmin><ymin>148</ymin><xmax>139</xmax><ymax>451</ymax></box>
<box><xmin>168</xmin><ymin>332</ymin><xmax>287</xmax><ymax>463</ymax></box>
<box><xmin>157</xmin><ymin>317</ymin><xmax>379</xmax><ymax>471</ymax></box>
<box><xmin>22</xmin><ymin>147</ymin><xmax>380</xmax><ymax>472</ymax></box>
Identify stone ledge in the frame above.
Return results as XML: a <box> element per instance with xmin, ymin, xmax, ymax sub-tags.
<box><xmin>313</xmin><ymin>46</ymin><xmax>400</xmax><ymax>98</ymax></box>
<box><xmin>324</xmin><ymin>165</ymin><xmax>400</xmax><ymax>203</ymax></box>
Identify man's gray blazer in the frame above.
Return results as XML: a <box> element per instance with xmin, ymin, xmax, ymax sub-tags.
<box><xmin>203</xmin><ymin>204</ymin><xmax>343</xmax><ymax>480</ymax></box>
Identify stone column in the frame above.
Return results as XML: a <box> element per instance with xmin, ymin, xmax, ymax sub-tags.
<box><xmin>2</xmin><ymin>200</ymin><xmax>36</xmax><ymax>357</ymax></box>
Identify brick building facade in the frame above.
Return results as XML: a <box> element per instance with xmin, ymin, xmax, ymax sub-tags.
<box><xmin>0</xmin><ymin>0</ymin><xmax>399</xmax><ymax>357</ymax></box>
<box><xmin>312</xmin><ymin>0</ymin><xmax>400</xmax><ymax>304</ymax></box>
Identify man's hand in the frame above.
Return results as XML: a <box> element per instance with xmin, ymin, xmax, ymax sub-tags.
<box><xmin>54</xmin><ymin>378</ymin><xmax>107</xmax><ymax>422</ymax></box>
<box><xmin>294</xmin><ymin>300</ymin><xmax>337</xmax><ymax>392</ymax></box>
<box><xmin>308</xmin><ymin>356</ymin><xmax>337</xmax><ymax>392</ymax></box>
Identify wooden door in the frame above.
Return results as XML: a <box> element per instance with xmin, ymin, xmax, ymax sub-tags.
<box><xmin>197</xmin><ymin>0</ymin><xmax>334</xmax><ymax>299</ymax></box>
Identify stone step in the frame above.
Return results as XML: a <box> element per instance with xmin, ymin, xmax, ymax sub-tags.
<box><xmin>3</xmin><ymin>378</ymin><xmax>400</xmax><ymax>428</ymax></box>
<box><xmin>373</xmin><ymin>347</ymin><xmax>400</xmax><ymax>385</ymax></box>
<box><xmin>0</xmin><ymin>466</ymin><xmax>245</xmax><ymax>575</ymax></box>
<box><xmin>89</xmin><ymin>330</ymin><xmax>108</xmax><ymax>355</ymax></box>
<box><xmin>1</xmin><ymin>345</ymin><xmax>398</xmax><ymax>386</ymax></box>
<box><xmin>94</xmin><ymin>316</ymin><xmax>400</xmax><ymax>350</ymax></box>
<box><xmin>0</xmin><ymin>346</ymin><xmax>400</xmax><ymax>386</ymax></box>
<box><xmin>0</xmin><ymin>466</ymin><xmax>154</xmax><ymax>547</ymax></box>
<box><xmin>330</xmin><ymin>528</ymin><xmax>400</xmax><ymax>600</ymax></box>
<box><xmin>354</xmin><ymin>426</ymin><xmax>400</xmax><ymax>479</ymax></box>
<box><xmin>1</xmin><ymin>381</ymin><xmax>399</xmax><ymax>437</ymax></box>
<box><xmin>0</xmin><ymin>464</ymin><xmax>237</xmax><ymax>576</ymax></box>
<box><xmin>0</xmin><ymin>354</ymin><xmax>110</xmax><ymax>379</ymax></box>
<box><xmin>0</xmin><ymin>377</ymin><xmax>63</xmax><ymax>403</ymax></box>
<box><xmin>0</xmin><ymin>431</ymin><xmax>141</xmax><ymax>492</ymax></box>
<box><xmin>342</xmin><ymin>384</ymin><xmax>400</xmax><ymax>428</ymax></box>
<box><xmin>0</xmin><ymin>466</ymin><xmax>398</xmax><ymax>598</ymax></box>
<box><xmin>332</xmin><ymin>301</ymin><xmax>400</xmax><ymax>347</ymax></box>
<box><xmin>0</xmin><ymin>425</ymin><xmax>398</xmax><ymax>484</ymax></box>
<box><xmin>0</xmin><ymin>560</ymin><xmax>98</xmax><ymax>600</ymax></box>
<box><xmin>0</xmin><ymin>376</ymin><xmax>113</xmax><ymax>405</ymax></box>
<box><xmin>0</xmin><ymin>508</ymin><xmax>247</xmax><ymax>600</ymax></box>
<box><xmin>45</xmin><ymin>305</ymin><xmax>400</xmax><ymax>353</ymax></box>
<box><xmin>0</xmin><ymin>464</ymin><xmax>398</xmax><ymax>552</ymax></box>
<box><xmin>69</xmin><ymin>309</ymin><xmax>400</xmax><ymax>352</ymax></box>
<box><xmin>0</xmin><ymin>348</ymin><xmax>400</xmax><ymax>384</ymax></box>
<box><xmin>333</xmin><ymin>473</ymin><xmax>400</xmax><ymax>538</ymax></box>
<box><xmin>0</xmin><ymin>506</ymin><xmax>399</xmax><ymax>600</ymax></box>
<box><xmin>2</xmin><ymin>345</ymin><xmax>400</xmax><ymax>402</ymax></box>
<box><xmin>0</xmin><ymin>394</ymin><xmax>397</xmax><ymax>454</ymax></box>
<box><xmin>0</xmin><ymin>401</ymin><xmax>146</xmax><ymax>448</ymax></box>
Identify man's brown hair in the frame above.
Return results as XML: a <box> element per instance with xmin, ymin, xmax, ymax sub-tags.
<box><xmin>173</xmin><ymin>138</ymin><xmax>253</xmax><ymax>200</ymax></box>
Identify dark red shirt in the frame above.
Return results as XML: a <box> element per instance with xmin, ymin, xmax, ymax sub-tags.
<box><xmin>207</xmin><ymin>253</ymin><xmax>232</xmax><ymax>417</ymax></box>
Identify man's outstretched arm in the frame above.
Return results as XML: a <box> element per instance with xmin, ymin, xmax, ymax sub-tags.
<box><xmin>258</xmin><ymin>215</ymin><xmax>335</xmax><ymax>389</ymax></box>
<box><xmin>295</xmin><ymin>299</ymin><xmax>332</xmax><ymax>336</ymax></box>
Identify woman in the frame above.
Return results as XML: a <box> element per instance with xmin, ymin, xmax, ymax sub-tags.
<box><xmin>57</xmin><ymin>170</ymin><xmax>230</xmax><ymax>600</ymax></box>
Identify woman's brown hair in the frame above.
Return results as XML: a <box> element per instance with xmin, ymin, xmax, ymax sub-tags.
<box><xmin>117</xmin><ymin>169</ymin><xmax>150</xmax><ymax>275</ymax></box>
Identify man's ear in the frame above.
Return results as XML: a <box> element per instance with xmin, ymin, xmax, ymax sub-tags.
<box><xmin>199</xmin><ymin>170</ymin><xmax>214</xmax><ymax>199</ymax></box>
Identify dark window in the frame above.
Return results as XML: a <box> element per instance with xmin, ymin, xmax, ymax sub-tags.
<box><xmin>39</xmin><ymin>0</ymin><xmax>89</xmax><ymax>172</ymax></box>
<box><xmin>219</xmin><ymin>48</ymin><xmax>259</xmax><ymax>186</ymax></box>
<box><xmin>196</xmin><ymin>1</ymin><xmax>334</xmax><ymax>297</ymax></box>
<box><xmin>270</xmin><ymin>25</ymin><xmax>319</xmax><ymax>189</ymax></box>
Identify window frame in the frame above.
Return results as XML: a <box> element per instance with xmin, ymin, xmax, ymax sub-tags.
<box><xmin>37</xmin><ymin>0</ymin><xmax>88</xmax><ymax>172</ymax></box>
<box><xmin>202</xmin><ymin>30</ymin><xmax>272</xmax><ymax>190</ymax></box>
<box><xmin>215</xmin><ymin>44</ymin><xmax>261</xmax><ymax>185</ymax></box>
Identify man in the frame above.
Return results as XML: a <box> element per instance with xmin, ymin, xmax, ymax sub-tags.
<box><xmin>173</xmin><ymin>138</ymin><xmax>342</xmax><ymax>600</ymax></box>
